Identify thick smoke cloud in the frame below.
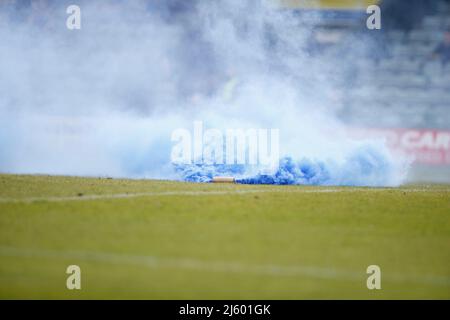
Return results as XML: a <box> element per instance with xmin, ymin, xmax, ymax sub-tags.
<box><xmin>0</xmin><ymin>0</ymin><xmax>408</xmax><ymax>186</ymax></box>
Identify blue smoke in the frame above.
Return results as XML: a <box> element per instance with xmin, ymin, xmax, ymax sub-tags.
<box><xmin>175</xmin><ymin>145</ymin><xmax>399</xmax><ymax>187</ymax></box>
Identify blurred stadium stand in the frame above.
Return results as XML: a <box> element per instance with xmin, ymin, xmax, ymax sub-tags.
<box><xmin>274</xmin><ymin>0</ymin><xmax>450</xmax><ymax>130</ymax></box>
<box><xmin>274</xmin><ymin>0</ymin><xmax>450</xmax><ymax>182</ymax></box>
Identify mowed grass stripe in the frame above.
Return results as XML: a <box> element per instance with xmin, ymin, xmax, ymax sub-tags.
<box><xmin>1</xmin><ymin>246</ymin><xmax>449</xmax><ymax>287</ymax></box>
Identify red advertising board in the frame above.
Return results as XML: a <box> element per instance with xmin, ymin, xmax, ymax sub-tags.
<box><xmin>350</xmin><ymin>128</ymin><xmax>450</xmax><ymax>166</ymax></box>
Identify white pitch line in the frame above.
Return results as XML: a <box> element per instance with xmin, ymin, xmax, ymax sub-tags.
<box><xmin>0</xmin><ymin>187</ymin><xmax>448</xmax><ymax>204</ymax></box>
<box><xmin>0</xmin><ymin>246</ymin><xmax>449</xmax><ymax>287</ymax></box>
<box><xmin>0</xmin><ymin>189</ymin><xmax>339</xmax><ymax>203</ymax></box>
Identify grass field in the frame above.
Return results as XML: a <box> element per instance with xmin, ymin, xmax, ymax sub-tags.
<box><xmin>0</xmin><ymin>174</ymin><xmax>449</xmax><ymax>299</ymax></box>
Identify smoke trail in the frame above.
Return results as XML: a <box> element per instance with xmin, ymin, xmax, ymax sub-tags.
<box><xmin>0</xmin><ymin>1</ymin><xmax>409</xmax><ymax>186</ymax></box>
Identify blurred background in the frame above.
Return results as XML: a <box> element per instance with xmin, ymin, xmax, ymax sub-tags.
<box><xmin>269</xmin><ymin>0</ymin><xmax>450</xmax><ymax>183</ymax></box>
<box><xmin>0</xmin><ymin>0</ymin><xmax>449</xmax><ymax>183</ymax></box>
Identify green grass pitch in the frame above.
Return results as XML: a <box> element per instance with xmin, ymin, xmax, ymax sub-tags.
<box><xmin>0</xmin><ymin>174</ymin><xmax>449</xmax><ymax>299</ymax></box>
